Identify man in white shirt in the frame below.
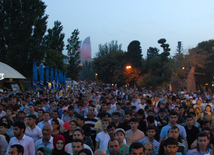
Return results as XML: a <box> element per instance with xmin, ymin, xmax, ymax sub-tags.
<box><xmin>6</xmin><ymin>121</ymin><xmax>35</xmax><ymax>155</ymax></box>
<box><xmin>35</xmin><ymin>124</ymin><xmax>53</xmax><ymax>152</ymax></box>
<box><xmin>95</xmin><ymin>119</ymin><xmax>110</xmax><ymax>151</ymax></box>
<box><xmin>48</xmin><ymin>110</ymin><xmax>64</xmax><ymax>129</ymax></box>
<box><xmin>25</xmin><ymin>114</ymin><xmax>42</xmax><ymax>142</ymax></box>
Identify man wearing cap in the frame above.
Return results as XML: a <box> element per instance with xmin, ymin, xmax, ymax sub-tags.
<box><xmin>115</xmin><ymin>128</ymin><xmax>129</xmax><ymax>155</ymax></box>
<box><xmin>0</xmin><ymin>102</ymin><xmax>6</xmax><ymax>118</ymax></box>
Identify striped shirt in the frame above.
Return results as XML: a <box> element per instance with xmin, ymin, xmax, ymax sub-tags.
<box><xmin>84</xmin><ymin>116</ymin><xmax>98</xmax><ymax>136</ymax></box>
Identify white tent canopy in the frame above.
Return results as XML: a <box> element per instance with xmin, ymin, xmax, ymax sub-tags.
<box><xmin>0</xmin><ymin>62</ymin><xmax>26</xmax><ymax>79</ymax></box>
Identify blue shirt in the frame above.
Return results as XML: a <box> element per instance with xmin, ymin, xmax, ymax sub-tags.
<box><xmin>160</xmin><ymin>124</ymin><xmax>187</xmax><ymax>139</ymax></box>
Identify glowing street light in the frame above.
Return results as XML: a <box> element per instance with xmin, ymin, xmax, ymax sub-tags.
<box><xmin>126</xmin><ymin>65</ymin><xmax>132</xmax><ymax>69</ymax></box>
<box><xmin>95</xmin><ymin>73</ymin><xmax>98</xmax><ymax>77</ymax></box>
<box><xmin>182</xmin><ymin>67</ymin><xmax>185</xmax><ymax>70</ymax></box>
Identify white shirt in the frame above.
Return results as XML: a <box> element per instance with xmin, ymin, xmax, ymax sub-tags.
<box><xmin>0</xmin><ymin>110</ymin><xmax>6</xmax><ymax>118</ymax></box>
<box><xmin>65</xmin><ymin>143</ymin><xmax>93</xmax><ymax>155</ymax></box>
<box><xmin>95</xmin><ymin>131</ymin><xmax>110</xmax><ymax>150</ymax></box>
<box><xmin>35</xmin><ymin>136</ymin><xmax>53</xmax><ymax>152</ymax></box>
<box><xmin>37</xmin><ymin>121</ymin><xmax>51</xmax><ymax>130</ymax></box>
<box><xmin>25</xmin><ymin>125</ymin><xmax>43</xmax><ymax>142</ymax></box>
<box><xmin>6</xmin><ymin>135</ymin><xmax>35</xmax><ymax>155</ymax></box>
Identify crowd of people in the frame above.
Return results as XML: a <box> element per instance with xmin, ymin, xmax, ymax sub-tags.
<box><xmin>0</xmin><ymin>85</ymin><xmax>214</xmax><ymax>155</ymax></box>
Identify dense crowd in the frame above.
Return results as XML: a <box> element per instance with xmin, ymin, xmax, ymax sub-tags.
<box><xmin>0</xmin><ymin>85</ymin><xmax>214</xmax><ymax>155</ymax></box>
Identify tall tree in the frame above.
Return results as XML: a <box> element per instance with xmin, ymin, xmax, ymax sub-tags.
<box><xmin>147</xmin><ymin>47</ymin><xmax>159</xmax><ymax>61</ymax></box>
<box><xmin>79</xmin><ymin>61</ymin><xmax>95</xmax><ymax>82</ymax></box>
<box><xmin>95</xmin><ymin>40</ymin><xmax>122</xmax><ymax>58</ymax></box>
<box><xmin>44</xmin><ymin>21</ymin><xmax>65</xmax><ymax>71</ymax></box>
<box><xmin>126</xmin><ymin>40</ymin><xmax>143</xmax><ymax>70</ymax></box>
<box><xmin>0</xmin><ymin>0</ymin><xmax>48</xmax><ymax>78</ymax></box>
<box><xmin>44</xmin><ymin>21</ymin><xmax>65</xmax><ymax>54</ymax></box>
<box><xmin>66</xmin><ymin>29</ymin><xmax>82</xmax><ymax>81</ymax></box>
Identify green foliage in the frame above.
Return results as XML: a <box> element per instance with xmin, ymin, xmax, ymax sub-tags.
<box><xmin>44</xmin><ymin>20</ymin><xmax>65</xmax><ymax>71</ymax></box>
<box><xmin>0</xmin><ymin>0</ymin><xmax>48</xmax><ymax>78</ymax></box>
<box><xmin>127</xmin><ymin>40</ymin><xmax>143</xmax><ymax>70</ymax></box>
<box><xmin>44</xmin><ymin>21</ymin><xmax>65</xmax><ymax>54</ymax></box>
<box><xmin>158</xmin><ymin>38</ymin><xmax>171</xmax><ymax>53</ymax></box>
<box><xmin>44</xmin><ymin>49</ymin><xmax>67</xmax><ymax>71</ymax></box>
<box><xmin>93</xmin><ymin>41</ymin><xmax>127</xmax><ymax>86</ymax></box>
<box><xmin>147</xmin><ymin>47</ymin><xmax>159</xmax><ymax>61</ymax></box>
<box><xmin>66</xmin><ymin>29</ymin><xmax>82</xmax><ymax>81</ymax></box>
<box><xmin>79</xmin><ymin>61</ymin><xmax>95</xmax><ymax>82</ymax></box>
<box><xmin>95</xmin><ymin>40</ymin><xmax>122</xmax><ymax>58</ymax></box>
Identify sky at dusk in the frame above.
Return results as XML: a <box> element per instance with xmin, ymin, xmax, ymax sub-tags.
<box><xmin>43</xmin><ymin>0</ymin><xmax>214</xmax><ymax>58</ymax></box>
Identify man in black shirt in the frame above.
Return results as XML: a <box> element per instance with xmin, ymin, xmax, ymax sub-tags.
<box><xmin>185</xmin><ymin>114</ymin><xmax>199</xmax><ymax>149</ymax></box>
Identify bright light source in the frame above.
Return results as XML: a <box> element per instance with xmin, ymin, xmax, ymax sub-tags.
<box><xmin>0</xmin><ymin>73</ymin><xmax>4</xmax><ymax>80</ymax></box>
<box><xmin>126</xmin><ymin>65</ymin><xmax>131</xmax><ymax>69</ymax></box>
<box><xmin>182</xmin><ymin>67</ymin><xmax>185</xmax><ymax>70</ymax></box>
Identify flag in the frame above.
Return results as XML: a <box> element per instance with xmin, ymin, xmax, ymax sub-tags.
<box><xmin>51</xmin><ymin>68</ymin><xmax>53</xmax><ymax>90</ymax></box>
<box><xmin>39</xmin><ymin>64</ymin><xmax>44</xmax><ymax>91</ymax></box>
<box><xmin>33</xmin><ymin>62</ymin><xmax>37</xmax><ymax>92</ymax></box>
<box><xmin>46</xmin><ymin>66</ymin><xmax>49</xmax><ymax>90</ymax></box>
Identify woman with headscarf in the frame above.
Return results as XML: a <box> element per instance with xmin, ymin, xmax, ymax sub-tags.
<box><xmin>52</xmin><ymin>134</ymin><xmax>69</xmax><ymax>155</ymax></box>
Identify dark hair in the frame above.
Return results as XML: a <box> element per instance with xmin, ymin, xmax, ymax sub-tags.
<box><xmin>51</xmin><ymin>119</ymin><xmax>60</xmax><ymax>130</ymax></box>
<box><xmin>28</xmin><ymin>114</ymin><xmax>37</xmax><ymax>119</ymax></box>
<box><xmin>165</xmin><ymin>137</ymin><xmax>178</xmax><ymax>146</ymax></box>
<box><xmin>147</xmin><ymin>115</ymin><xmax>154</xmax><ymax>123</ymax></box>
<box><xmin>107</xmin><ymin>123</ymin><xmax>116</xmax><ymax>130</ymax></box>
<box><xmin>100</xmin><ymin>112</ymin><xmax>111</xmax><ymax>119</ymax></box>
<box><xmin>108</xmin><ymin>138</ymin><xmax>119</xmax><ymax>148</ymax></box>
<box><xmin>37</xmin><ymin>109</ymin><xmax>44</xmax><ymax>114</ymax></box>
<box><xmin>197</xmin><ymin>132</ymin><xmax>209</xmax><ymax>139</ymax></box>
<box><xmin>131</xmin><ymin>106</ymin><xmax>136</xmax><ymax>110</ymax></box>
<box><xmin>168</xmin><ymin>126</ymin><xmax>179</xmax><ymax>133</ymax></box>
<box><xmin>1</xmin><ymin>116</ymin><xmax>12</xmax><ymax>128</ymax></box>
<box><xmin>130</xmin><ymin>118</ymin><xmax>138</xmax><ymax>123</ymax></box>
<box><xmin>186</xmin><ymin>114</ymin><xmax>193</xmax><ymax>119</ymax></box>
<box><xmin>0</xmin><ymin>123</ymin><xmax>7</xmax><ymax>128</ymax></box>
<box><xmin>76</xmin><ymin>114</ymin><xmax>84</xmax><ymax>121</ymax></box>
<box><xmin>72</xmin><ymin>139</ymin><xmax>84</xmax><ymax>146</ymax></box>
<box><xmin>44</xmin><ymin>112</ymin><xmax>50</xmax><ymax>116</ymax></box>
<box><xmin>13</xmin><ymin>121</ymin><xmax>26</xmax><ymax>133</ymax></box>
<box><xmin>146</xmin><ymin>126</ymin><xmax>156</xmax><ymax>132</ymax></box>
<box><xmin>73</xmin><ymin>128</ymin><xmax>84</xmax><ymax>136</ymax></box>
<box><xmin>125</xmin><ymin>111</ymin><xmax>132</xmax><ymax>116</ymax></box>
<box><xmin>70</xmin><ymin>120</ymin><xmax>78</xmax><ymax>127</ymax></box>
<box><xmin>169</xmin><ymin>111</ymin><xmax>179</xmax><ymax>117</ymax></box>
<box><xmin>10</xmin><ymin>144</ymin><xmax>24</xmax><ymax>154</ymax></box>
<box><xmin>129</xmin><ymin>142</ymin><xmax>145</xmax><ymax>153</ymax></box>
<box><xmin>78</xmin><ymin>148</ymin><xmax>92</xmax><ymax>155</ymax></box>
<box><xmin>68</xmin><ymin>105</ymin><xmax>74</xmax><ymax>110</ymax></box>
<box><xmin>112</xmin><ymin>112</ymin><xmax>120</xmax><ymax>117</ymax></box>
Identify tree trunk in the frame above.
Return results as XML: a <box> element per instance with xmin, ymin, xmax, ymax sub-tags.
<box><xmin>187</xmin><ymin>66</ymin><xmax>196</xmax><ymax>93</ymax></box>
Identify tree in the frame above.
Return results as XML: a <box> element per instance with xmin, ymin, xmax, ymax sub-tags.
<box><xmin>79</xmin><ymin>61</ymin><xmax>95</xmax><ymax>82</ymax></box>
<box><xmin>44</xmin><ymin>21</ymin><xmax>65</xmax><ymax>71</ymax></box>
<box><xmin>158</xmin><ymin>38</ymin><xmax>171</xmax><ymax>53</ymax></box>
<box><xmin>147</xmin><ymin>47</ymin><xmax>159</xmax><ymax>61</ymax></box>
<box><xmin>66</xmin><ymin>29</ymin><xmax>82</xmax><ymax>81</ymax></box>
<box><xmin>0</xmin><ymin>0</ymin><xmax>48</xmax><ymax>78</ymax></box>
<box><xmin>44</xmin><ymin>21</ymin><xmax>65</xmax><ymax>54</ymax></box>
<box><xmin>95</xmin><ymin>40</ymin><xmax>122</xmax><ymax>57</ymax></box>
<box><xmin>126</xmin><ymin>40</ymin><xmax>143</xmax><ymax>70</ymax></box>
<box><xmin>93</xmin><ymin>41</ymin><xmax>126</xmax><ymax>85</ymax></box>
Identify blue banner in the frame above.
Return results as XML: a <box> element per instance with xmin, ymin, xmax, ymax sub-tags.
<box><xmin>46</xmin><ymin>66</ymin><xmax>49</xmax><ymax>90</ymax></box>
<box><xmin>64</xmin><ymin>73</ymin><xmax>66</xmax><ymax>88</ymax></box>
<box><xmin>39</xmin><ymin>64</ymin><xmax>44</xmax><ymax>91</ymax></box>
<box><xmin>55</xmin><ymin>69</ymin><xmax>58</xmax><ymax>90</ymax></box>
<box><xmin>33</xmin><ymin>62</ymin><xmax>37</xmax><ymax>92</ymax></box>
<box><xmin>51</xmin><ymin>68</ymin><xmax>53</xmax><ymax>90</ymax></box>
